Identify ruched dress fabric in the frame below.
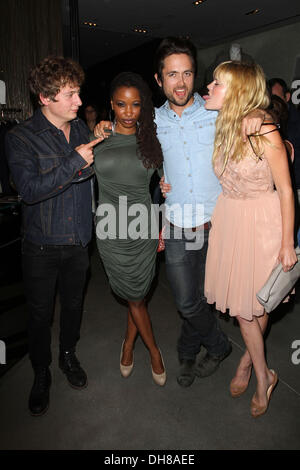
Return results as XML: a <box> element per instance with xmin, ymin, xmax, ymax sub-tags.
<box><xmin>94</xmin><ymin>133</ymin><xmax>158</xmax><ymax>301</ymax></box>
<box><xmin>205</xmin><ymin>153</ymin><xmax>282</xmax><ymax>320</ymax></box>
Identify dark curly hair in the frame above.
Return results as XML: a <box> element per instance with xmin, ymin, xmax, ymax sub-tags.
<box><xmin>110</xmin><ymin>72</ymin><xmax>163</xmax><ymax>169</ymax></box>
<box><xmin>28</xmin><ymin>56</ymin><xmax>85</xmax><ymax>105</ymax></box>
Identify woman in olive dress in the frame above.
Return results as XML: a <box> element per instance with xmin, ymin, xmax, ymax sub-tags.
<box><xmin>93</xmin><ymin>72</ymin><xmax>166</xmax><ymax>385</ymax></box>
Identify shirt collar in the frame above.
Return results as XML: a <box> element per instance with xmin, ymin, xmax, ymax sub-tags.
<box><xmin>161</xmin><ymin>92</ymin><xmax>205</xmax><ymax>117</ymax></box>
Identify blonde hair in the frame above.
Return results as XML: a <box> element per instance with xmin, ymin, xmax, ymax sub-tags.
<box><xmin>212</xmin><ymin>61</ymin><xmax>270</xmax><ymax>173</ymax></box>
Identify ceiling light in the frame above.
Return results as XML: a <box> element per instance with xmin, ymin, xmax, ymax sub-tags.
<box><xmin>133</xmin><ymin>27</ymin><xmax>148</xmax><ymax>34</ymax></box>
<box><xmin>192</xmin><ymin>0</ymin><xmax>206</xmax><ymax>5</ymax></box>
<box><xmin>83</xmin><ymin>21</ymin><xmax>98</xmax><ymax>27</ymax></box>
<box><xmin>245</xmin><ymin>8</ymin><xmax>261</xmax><ymax>15</ymax></box>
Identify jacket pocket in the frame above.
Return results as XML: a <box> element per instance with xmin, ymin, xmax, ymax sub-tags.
<box><xmin>38</xmin><ymin>155</ymin><xmax>60</xmax><ymax>174</ymax></box>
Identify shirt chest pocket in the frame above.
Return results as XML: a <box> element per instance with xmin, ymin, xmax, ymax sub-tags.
<box><xmin>37</xmin><ymin>155</ymin><xmax>60</xmax><ymax>174</ymax></box>
<box><xmin>193</xmin><ymin>120</ymin><xmax>215</xmax><ymax>146</ymax></box>
<box><xmin>157</xmin><ymin>127</ymin><xmax>180</xmax><ymax>153</ymax></box>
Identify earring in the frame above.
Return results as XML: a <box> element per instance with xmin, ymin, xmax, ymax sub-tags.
<box><xmin>109</xmin><ymin>109</ymin><xmax>115</xmax><ymax>122</ymax></box>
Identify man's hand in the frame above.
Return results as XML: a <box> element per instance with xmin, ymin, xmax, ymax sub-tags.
<box><xmin>75</xmin><ymin>137</ymin><xmax>103</xmax><ymax>168</ymax></box>
<box><xmin>159</xmin><ymin>175</ymin><xmax>172</xmax><ymax>198</ymax></box>
<box><xmin>94</xmin><ymin>121</ymin><xmax>113</xmax><ymax>139</ymax></box>
<box><xmin>241</xmin><ymin>109</ymin><xmax>265</xmax><ymax>142</ymax></box>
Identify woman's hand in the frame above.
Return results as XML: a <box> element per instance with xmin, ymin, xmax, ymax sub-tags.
<box><xmin>94</xmin><ymin>121</ymin><xmax>113</xmax><ymax>139</ymax></box>
<box><xmin>278</xmin><ymin>245</ymin><xmax>298</xmax><ymax>272</ymax></box>
<box><xmin>159</xmin><ymin>176</ymin><xmax>172</xmax><ymax>198</ymax></box>
<box><xmin>241</xmin><ymin>109</ymin><xmax>265</xmax><ymax>142</ymax></box>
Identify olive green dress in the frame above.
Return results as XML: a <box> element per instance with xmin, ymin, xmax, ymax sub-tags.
<box><xmin>94</xmin><ymin>133</ymin><xmax>159</xmax><ymax>301</ymax></box>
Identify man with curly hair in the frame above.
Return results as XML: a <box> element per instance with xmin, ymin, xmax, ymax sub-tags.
<box><xmin>6</xmin><ymin>56</ymin><xmax>102</xmax><ymax>416</ymax></box>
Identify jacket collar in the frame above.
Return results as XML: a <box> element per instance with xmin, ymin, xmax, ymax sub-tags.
<box><xmin>31</xmin><ymin>108</ymin><xmax>80</xmax><ymax>135</ymax></box>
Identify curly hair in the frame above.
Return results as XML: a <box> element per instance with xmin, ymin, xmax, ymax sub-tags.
<box><xmin>110</xmin><ymin>72</ymin><xmax>163</xmax><ymax>169</ymax></box>
<box><xmin>212</xmin><ymin>61</ymin><xmax>270</xmax><ymax>173</ymax></box>
<box><xmin>28</xmin><ymin>56</ymin><xmax>85</xmax><ymax>105</ymax></box>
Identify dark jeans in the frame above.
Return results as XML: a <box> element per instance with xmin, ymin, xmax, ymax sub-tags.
<box><xmin>22</xmin><ymin>240</ymin><xmax>89</xmax><ymax>370</ymax></box>
<box><xmin>164</xmin><ymin>224</ymin><xmax>229</xmax><ymax>361</ymax></box>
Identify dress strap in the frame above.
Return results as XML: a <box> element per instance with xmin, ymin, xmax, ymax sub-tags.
<box><xmin>247</xmin><ymin>122</ymin><xmax>280</xmax><ymax>160</ymax></box>
<box><xmin>258</xmin><ymin>122</ymin><xmax>280</xmax><ymax>136</ymax></box>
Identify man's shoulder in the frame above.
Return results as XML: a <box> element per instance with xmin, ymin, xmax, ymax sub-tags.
<box><xmin>6</xmin><ymin>113</ymin><xmax>39</xmax><ymax>143</ymax></box>
<box><xmin>154</xmin><ymin>101</ymin><xmax>167</xmax><ymax>117</ymax></box>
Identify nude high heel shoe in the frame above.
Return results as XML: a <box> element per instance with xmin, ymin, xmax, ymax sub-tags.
<box><xmin>251</xmin><ymin>369</ymin><xmax>278</xmax><ymax>418</ymax></box>
<box><xmin>120</xmin><ymin>340</ymin><xmax>134</xmax><ymax>378</ymax></box>
<box><xmin>151</xmin><ymin>349</ymin><xmax>166</xmax><ymax>387</ymax></box>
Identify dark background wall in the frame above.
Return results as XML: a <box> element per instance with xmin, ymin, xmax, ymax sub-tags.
<box><xmin>0</xmin><ymin>0</ymin><xmax>63</xmax><ymax>120</ymax></box>
<box><xmin>78</xmin><ymin>39</ymin><xmax>165</xmax><ymax>120</ymax></box>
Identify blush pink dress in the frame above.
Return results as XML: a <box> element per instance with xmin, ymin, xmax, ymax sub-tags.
<box><xmin>205</xmin><ymin>153</ymin><xmax>282</xmax><ymax>320</ymax></box>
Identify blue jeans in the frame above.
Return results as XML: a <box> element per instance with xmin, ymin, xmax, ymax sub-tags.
<box><xmin>22</xmin><ymin>240</ymin><xmax>89</xmax><ymax>369</ymax></box>
<box><xmin>164</xmin><ymin>224</ymin><xmax>229</xmax><ymax>361</ymax></box>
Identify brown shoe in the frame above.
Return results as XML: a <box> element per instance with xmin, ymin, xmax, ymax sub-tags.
<box><xmin>251</xmin><ymin>370</ymin><xmax>278</xmax><ymax>418</ymax></box>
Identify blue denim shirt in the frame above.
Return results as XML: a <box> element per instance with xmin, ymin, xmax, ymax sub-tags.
<box><xmin>6</xmin><ymin>108</ymin><xmax>93</xmax><ymax>246</ymax></box>
<box><xmin>155</xmin><ymin>93</ymin><xmax>221</xmax><ymax>227</ymax></box>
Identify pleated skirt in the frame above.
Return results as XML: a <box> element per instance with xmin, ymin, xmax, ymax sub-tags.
<box><xmin>205</xmin><ymin>191</ymin><xmax>282</xmax><ymax>320</ymax></box>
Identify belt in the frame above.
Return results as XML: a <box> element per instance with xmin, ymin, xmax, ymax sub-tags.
<box><xmin>169</xmin><ymin>221</ymin><xmax>211</xmax><ymax>232</ymax></box>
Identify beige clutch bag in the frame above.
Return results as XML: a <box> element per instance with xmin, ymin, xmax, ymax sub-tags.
<box><xmin>256</xmin><ymin>246</ymin><xmax>300</xmax><ymax>313</ymax></box>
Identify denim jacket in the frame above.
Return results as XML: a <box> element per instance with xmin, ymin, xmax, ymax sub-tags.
<box><xmin>6</xmin><ymin>109</ymin><xmax>93</xmax><ymax>246</ymax></box>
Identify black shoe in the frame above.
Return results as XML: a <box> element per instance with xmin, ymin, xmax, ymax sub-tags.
<box><xmin>195</xmin><ymin>343</ymin><xmax>232</xmax><ymax>378</ymax></box>
<box><xmin>177</xmin><ymin>359</ymin><xmax>196</xmax><ymax>387</ymax></box>
<box><xmin>29</xmin><ymin>367</ymin><xmax>51</xmax><ymax>416</ymax></box>
<box><xmin>59</xmin><ymin>349</ymin><xmax>88</xmax><ymax>389</ymax></box>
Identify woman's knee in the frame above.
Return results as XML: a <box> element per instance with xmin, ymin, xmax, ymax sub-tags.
<box><xmin>128</xmin><ymin>299</ymin><xmax>145</xmax><ymax>310</ymax></box>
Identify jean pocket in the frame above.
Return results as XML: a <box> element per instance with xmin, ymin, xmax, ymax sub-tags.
<box><xmin>164</xmin><ymin>237</ymin><xmax>187</xmax><ymax>265</ymax></box>
<box><xmin>21</xmin><ymin>239</ymin><xmax>44</xmax><ymax>256</ymax></box>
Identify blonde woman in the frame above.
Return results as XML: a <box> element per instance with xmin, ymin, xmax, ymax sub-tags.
<box><xmin>204</xmin><ymin>61</ymin><xmax>297</xmax><ymax>417</ymax></box>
